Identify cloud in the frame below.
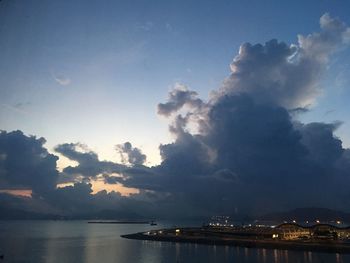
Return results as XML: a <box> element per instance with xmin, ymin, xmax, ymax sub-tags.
<box><xmin>115</xmin><ymin>142</ymin><xmax>146</xmax><ymax>165</ymax></box>
<box><xmin>0</xmin><ymin>130</ymin><xmax>58</xmax><ymax>195</ymax></box>
<box><xmin>54</xmin><ymin>143</ymin><xmax>125</xmax><ymax>179</ymax></box>
<box><xmin>157</xmin><ymin>83</ymin><xmax>204</xmax><ymax>117</ymax></box>
<box><xmin>299</xmin><ymin>13</ymin><xmax>350</xmax><ymax>62</ymax></box>
<box><xmin>298</xmin><ymin>121</ymin><xmax>343</xmax><ymax>167</ymax></box>
<box><xmin>117</xmin><ymin>94</ymin><xmax>349</xmax><ymax>216</ymax></box>
<box><xmin>51</xmin><ymin>71</ymin><xmax>71</xmax><ymax>86</ymax></box>
<box><xmin>221</xmin><ymin>13</ymin><xmax>350</xmax><ymax>109</ymax></box>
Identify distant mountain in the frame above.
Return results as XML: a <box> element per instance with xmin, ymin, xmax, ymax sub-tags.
<box><xmin>260</xmin><ymin>208</ymin><xmax>350</xmax><ymax>223</ymax></box>
<box><xmin>0</xmin><ymin>205</ymin><xmax>146</xmax><ymax>221</ymax></box>
<box><xmin>0</xmin><ymin>205</ymin><xmax>61</xmax><ymax>220</ymax></box>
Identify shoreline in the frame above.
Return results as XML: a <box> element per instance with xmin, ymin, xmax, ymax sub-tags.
<box><xmin>121</xmin><ymin>228</ymin><xmax>350</xmax><ymax>254</ymax></box>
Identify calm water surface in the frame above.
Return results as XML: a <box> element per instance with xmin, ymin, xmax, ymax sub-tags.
<box><xmin>0</xmin><ymin>221</ymin><xmax>349</xmax><ymax>263</ymax></box>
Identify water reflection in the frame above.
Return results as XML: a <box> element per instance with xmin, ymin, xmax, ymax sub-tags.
<box><xmin>284</xmin><ymin>250</ymin><xmax>289</xmax><ymax>263</ymax></box>
<box><xmin>1</xmin><ymin>221</ymin><xmax>350</xmax><ymax>263</ymax></box>
<box><xmin>244</xmin><ymin>247</ymin><xmax>249</xmax><ymax>257</ymax></box>
<box><xmin>262</xmin><ymin>248</ymin><xmax>267</xmax><ymax>263</ymax></box>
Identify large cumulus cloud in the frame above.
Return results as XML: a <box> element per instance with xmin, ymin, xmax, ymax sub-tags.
<box><xmin>117</xmin><ymin>13</ymin><xmax>350</xmax><ymax>216</ymax></box>
<box><xmin>119</xmin><ymin>94</ymin><xmax>350</xmax><ymax>215</ymax></box>
<box><xmin>222</xmin><ymin>13</ymin><xmax>350</xmax><ymax>109</ymax></box>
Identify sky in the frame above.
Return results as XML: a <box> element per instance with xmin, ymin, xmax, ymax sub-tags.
<box><xmin>1</xmin><ymin>0</ymin><xmax>350</xmax><ymax>219</ymax></box>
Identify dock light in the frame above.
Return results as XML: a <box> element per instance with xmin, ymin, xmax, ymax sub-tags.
<box><xmin>175</xmin><ymin>229</ymin><xmax>180</xmax><ymax>233</ymax></box>
<box><xmin>316</xmin><ymin>220</ymin><xmax>320</xmax><ymax>224</ymax></box>
<box><xmin>292</xmin><ymin>220</ymin><xmax>296</xmax><ymax>223</ymax></box>
<box><xmin>337</xmin><ymin>221</ymin><xmax>341</xmax><ymax>224</ymax></box>
<box><xmin>158</xmin><ymin>230</ymin><xmax>163</xmax><ymax>234</ymax></box>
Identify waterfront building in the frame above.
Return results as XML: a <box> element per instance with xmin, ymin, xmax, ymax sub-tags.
<box><xmin>274</xmin><ymin>223</ymin><xmax>350</xmax><ymax>240</ymax></box>
<box><xmin>276</xmin><ymin>223</ymin><xmax>311</xmax><ymax>240</ymax></box>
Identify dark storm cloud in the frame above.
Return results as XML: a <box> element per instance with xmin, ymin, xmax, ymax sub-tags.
<box><xmin>116</xmin><ymin>94</ymin><xmax>349</xmax><ymax>216</ymax></box>
<box><xmin>205</xmin><ymin>94</ymin><xmax>306</xmax><ymax>181</ymax></box>
<box><xmin>116</xmin><ymin>142</ymin><xmax>146</xmax><ymax>165</ymax></box>
<box><xmin>298</xmin><ymin>122</ymin><xmax>343</xmax><ymax>167</ymax></box>
<box><xmin>0</xmin><ymin>130</ymin><xmax>58</xmax><ymax>195</ymax></box>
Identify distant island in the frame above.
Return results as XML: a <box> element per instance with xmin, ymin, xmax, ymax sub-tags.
<box><xmin>122</xmin><ymin>223</ymin><xmax>350</xmax><ymax>254</ymax></box>
<box><xmin>88</xmin><ymin>220</ymin><xmax>157</xmax><ymax>225</ymax></box>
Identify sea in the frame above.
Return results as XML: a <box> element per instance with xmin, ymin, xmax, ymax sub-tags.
<box><xmin>0</xmin><ymin>220</ymin><xmax>349</xmax><ymax>263</ymax></box>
